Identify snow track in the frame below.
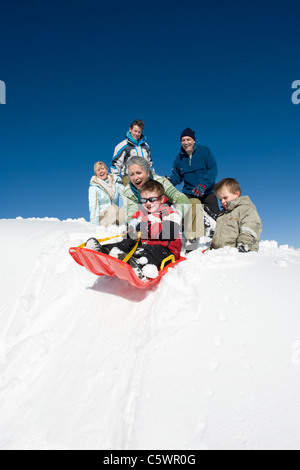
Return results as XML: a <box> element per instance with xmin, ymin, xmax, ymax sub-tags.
<box><xmin>0</xmin><ymin>218</ymin><xmax>300</xmax><ymax>449</ymax></box>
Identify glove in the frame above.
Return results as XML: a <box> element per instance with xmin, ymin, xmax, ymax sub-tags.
<box><xmin>127</xmin><ymin>225</ymin><xmax>139</xmax><ymax>240</ymax></box>
<box><xmin>192</xmin><ymin>183</ymin><xmax>206</xmax><ymax>198</ymax></box>
<box><xmin>237</xmin><ymin>243</ymin><xmax>250</xmax><ymax>253</ymax></box>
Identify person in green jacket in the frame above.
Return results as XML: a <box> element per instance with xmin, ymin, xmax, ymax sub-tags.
<box><xmin>122</xmin><ymin>156</ymin><xmax>196</xmax><ymax>242</ymax></box>
<box><xmin>211</xmin><ymin>178</ymin><xmax>262</xmax><ymax>252</ymax></box>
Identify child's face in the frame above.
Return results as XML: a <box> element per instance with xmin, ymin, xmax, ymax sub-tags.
<box><xmin>216</xmin><ymin>187</ymin><xmax>240</xmax><ymax>210</ymax></box>
<box><xmin>140</xmin><ymin>191</ymin><xmax>164</xmax><ymax>213</ymax></box>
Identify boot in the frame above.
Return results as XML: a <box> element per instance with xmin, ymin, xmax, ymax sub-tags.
<box><xmin>85</xmin><ymin>238</ymin><xmax>110</xmax><ymax>254</ymax></box>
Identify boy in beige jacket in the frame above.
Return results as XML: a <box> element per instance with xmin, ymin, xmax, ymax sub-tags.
<box><xmin>210</xmin><ymin>178</ymin><xmax>262</xmax><ymax>252</ymax></box>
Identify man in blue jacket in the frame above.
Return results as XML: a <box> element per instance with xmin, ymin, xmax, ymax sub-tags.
<box><xmin>169</xmin><ymin>128</ymin><xmax>219</xmax><ymax>248</ymax></box>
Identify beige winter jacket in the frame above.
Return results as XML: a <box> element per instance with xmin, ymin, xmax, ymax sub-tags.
<box><xmin>210</xmin><ymin>196</ymin><xmax>262</xmax><ymax>251</ymax></box>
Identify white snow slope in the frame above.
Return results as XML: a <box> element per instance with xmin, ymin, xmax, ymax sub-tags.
<box><xmin>0</xmin><ymin>218</ymin><xmax>300</xmax><ymax>450</ymax></box>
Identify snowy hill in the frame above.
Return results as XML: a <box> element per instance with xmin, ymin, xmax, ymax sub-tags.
<box><xmin>1</xmin><ymin>218</ymin><xmax>300</xmax><ymax>450</ymax></box>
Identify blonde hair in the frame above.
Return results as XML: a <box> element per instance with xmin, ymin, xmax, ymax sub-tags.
<box><xmin>94</xmin><ymin>161</ymin><xmax>108</xmax><ymax>173</ymax></box>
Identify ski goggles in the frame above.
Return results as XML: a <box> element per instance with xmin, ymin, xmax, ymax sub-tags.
<box><xmin>140</xmin><ymin>195</ymin><xmax>164</xmax><ymax>204</ymax></box>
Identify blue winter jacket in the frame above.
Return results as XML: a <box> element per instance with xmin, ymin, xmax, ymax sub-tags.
<box><xmin>169</xmin><ymin>145</ymin><xmax>218</xmax><ymax>196</ymax></box>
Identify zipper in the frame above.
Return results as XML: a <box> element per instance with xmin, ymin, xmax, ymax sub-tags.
<box><xmin>135</xmin><ymin>145</ymin><xmax>145</xmax><ymax>158</ymax></box>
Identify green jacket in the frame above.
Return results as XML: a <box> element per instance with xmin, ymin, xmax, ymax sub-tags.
<box><xmin>122</xmin><ymin>174</ymin><xmax>189</xmax><ymax>221</ymax></box>
<box><xmin>210</xmin><ymin>196</ymin><xmax>262</xmax><ymax>251</ymax></box>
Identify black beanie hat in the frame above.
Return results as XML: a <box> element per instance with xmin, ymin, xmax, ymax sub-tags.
<box><xmin>180</xmin><ymin>128</ymin><xmax>195</xmax><ymax>141</ymax></box>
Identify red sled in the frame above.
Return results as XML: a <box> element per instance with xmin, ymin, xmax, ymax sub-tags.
<box><xmin>69</xmin><ymin>244</ymin><xmax>186</xmax><ymax>289</ymax></box>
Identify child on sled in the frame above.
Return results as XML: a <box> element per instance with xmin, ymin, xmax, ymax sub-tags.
<box><xmin>85</xmin><ymin>180</ymin><xmax>182</xmax><ymax>280</ymax></box>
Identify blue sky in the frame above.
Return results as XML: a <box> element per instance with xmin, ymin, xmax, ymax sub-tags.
<box><xmin>1</xmin><ymin>0</ymin><xmax>300</xmax><ymax>247</ymax></box>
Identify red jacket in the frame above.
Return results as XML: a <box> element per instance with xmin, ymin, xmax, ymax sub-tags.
<box><xmin>131</xmin><ymin>197</ymin><xmax>182</xmax><ymax>259</ymax></box>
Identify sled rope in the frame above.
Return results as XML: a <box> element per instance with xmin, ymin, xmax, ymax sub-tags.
<box><xmin>123</xmin><ymin>232</ymin><xmax>142</xmax><ymax>263</ymax></box>
<box><xmin>96</xmin><ymin>232</ymin><xmax>127</xmax><ymax>244</ymax></box>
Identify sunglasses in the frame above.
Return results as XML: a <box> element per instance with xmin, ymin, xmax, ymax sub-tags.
<box><xmin>140</xmin><ymin>195</ymin><xmax>163</xmax><ymax>204</ymax></box>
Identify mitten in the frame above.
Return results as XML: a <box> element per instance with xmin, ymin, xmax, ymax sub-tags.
<box><xmin>192</xmin><ymin>183</ymin><xmax>206</xmax><ymax>197</ymax></box>
<box><xmin>127</xmin><ymin>225</ymin><xmax>139</xmax><ymax>240</ymax></box>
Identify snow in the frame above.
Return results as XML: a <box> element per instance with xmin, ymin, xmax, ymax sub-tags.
<box><xmin>0</xmin><ymin>217</ymin><xmax>300</xmax><ymax>450</ymax></box>
<box><xmin>109</xmin><ymin>247</ymin><xmax>125</xmax><ymax>259</ymax></box>
<box><xmin>142</xmin><ymin>264</ymin><xmax>159</xmax><ymax>279</ymax></box>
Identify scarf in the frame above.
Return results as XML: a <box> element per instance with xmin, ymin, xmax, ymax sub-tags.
<box><xmin>126</xmin><ymin>130</ymin><xmax>147</xmax><ymax>146</ymax></box>
<box><xmin>90</xmin><ymin>175</ymin><xmax>116</xmax><ymax>201</ymax></box>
